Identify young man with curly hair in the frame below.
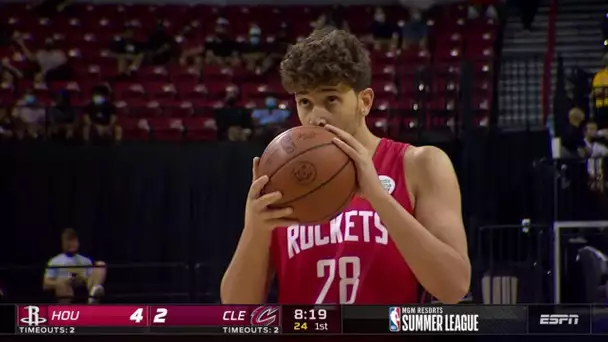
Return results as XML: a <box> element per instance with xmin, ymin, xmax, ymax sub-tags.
<box><xmin>222</xmin><ymin>28</ymin><xmax>470</xmax><ymax>305</ymax></box>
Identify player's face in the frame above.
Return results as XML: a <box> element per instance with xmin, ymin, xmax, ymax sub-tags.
<box><xmin>63</xmin><ymin>238</ymin><xmax>79</xmax><ymax>253</ymax></box>
<box><xmin>294</xmin><ymin>84</ymin><xmax>374</xmax><ymax>135</ymax></box>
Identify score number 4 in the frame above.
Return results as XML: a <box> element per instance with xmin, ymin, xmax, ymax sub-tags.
<box><xmin>129</xmin><ymin>308</ymin><xmax>167</xmax><ymax>324</ymax></box>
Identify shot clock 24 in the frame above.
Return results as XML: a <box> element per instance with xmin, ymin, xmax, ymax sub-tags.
<box><xmin>282</xmin><ymin>306</ymin><xmax>341</xmax><ymax>334</ymax></box>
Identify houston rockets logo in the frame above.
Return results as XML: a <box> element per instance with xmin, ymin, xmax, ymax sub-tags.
<box><xmin>250</xmin><ymin>306</ymin><xmax>279</xmax><ymax>326</ymax></box>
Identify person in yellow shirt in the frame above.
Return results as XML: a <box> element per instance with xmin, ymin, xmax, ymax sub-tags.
<box><xmin>592</xmin><ymin>53</ymin><xmax>608</xmax><ymax>129</ymax></box>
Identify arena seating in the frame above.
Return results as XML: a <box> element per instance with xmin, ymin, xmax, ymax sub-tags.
<box><xmin>0</xmin><ymin>2</ymin><xmax>498</xmax><ymax>141</ymax></box>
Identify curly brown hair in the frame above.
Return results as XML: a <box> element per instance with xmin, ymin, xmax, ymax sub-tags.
<box><xmin>280</xmin><ymin>28</ymin><xmax>372</xmax><ymax>94</ymax></box>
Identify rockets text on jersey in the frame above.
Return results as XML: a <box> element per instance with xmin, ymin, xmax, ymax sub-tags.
<box><xmin>270</xmin><ymin>138</ymin><xmax>423</xmax><ymax>304</ymax></box>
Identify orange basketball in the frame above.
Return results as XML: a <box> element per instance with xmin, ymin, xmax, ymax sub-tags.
<box><xmin>257</xmin><ymin>126</ymin><xmax>357</xmax><ymax>224</ymax></box>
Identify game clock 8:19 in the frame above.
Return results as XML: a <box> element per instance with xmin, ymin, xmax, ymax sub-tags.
<box><xmin>283</xmin><ymin>306</ymin><xmax>341</xmax><ymax>334</ymax></box>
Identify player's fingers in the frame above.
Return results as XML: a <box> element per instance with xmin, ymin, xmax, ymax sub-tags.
<box><xmin>262</xmin><ymin>206</ymin><xmax>293</xmax><ymax>220</ymax></box>
<box><xmin>325</xmin><ymin>124</ymin><xmax>367</xmax><ymax>154</ymax></box>
<box><xmin>332</xmin><ymin>138</ymin><xmax>361</xmax><ymax>162</ymax></box>
<box><xmin>248</xmin><ymin>175</ymin><xmax>269</xmax><ymax>200</ymax></box>
<box><xmin>252</xmin><ymin>157</ymin><xmax>260</xmax><ymax>180</ymax></box>
<box><xmin>255</xmin><ymin>191</ymin><xmax>283</xmax><ymax>208</ymax></box>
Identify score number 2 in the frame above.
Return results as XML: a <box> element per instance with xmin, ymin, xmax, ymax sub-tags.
<box><xmin>316</xmin><ymin>256</ymin><xmax>360</xmax><ymax>304</ymax></box>
<box><xmin>129</xmin><ymin>308</ymin><xmax>168</xmax><ymax>324</ymax></box>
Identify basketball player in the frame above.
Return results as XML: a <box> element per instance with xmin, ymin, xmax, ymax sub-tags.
<box><xmin>43</xmin><ymin>229</ymin><xmax>106</xmax><ymax>304</ymax></box>
<box><xmin>221</xmin><ymin>28</ymin><xmax>470</xmax><ymax>304</ymax></box>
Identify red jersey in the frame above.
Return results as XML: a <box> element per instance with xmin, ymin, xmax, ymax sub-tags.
<box><xmin>270</xmin><ymin>138</ymin><xmax>424</xmax><ymax>304</ymax></box>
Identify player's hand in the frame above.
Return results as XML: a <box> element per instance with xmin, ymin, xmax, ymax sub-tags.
<box><xmin>244</xmin><ymin>157</ymin><xmax>299</xmax><ymax>231</ymax></box>
<box><xmin>324</xmin><ymin>124</ymin><xmax>386</xmax><ymax>201</ymax></box>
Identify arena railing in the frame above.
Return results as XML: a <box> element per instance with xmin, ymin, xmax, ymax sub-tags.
<box><xmin>0</xmin><ymin>262</ymin><xmax>190</xmax><ymax>304</ymax></box>
<box><xmin>472</xmin><ymin>223</ymin><xmax>548</xmax><ymax>304</ymax></box>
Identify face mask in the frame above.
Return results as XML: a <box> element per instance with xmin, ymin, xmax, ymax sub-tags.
<box><xmin>24</xmin><ymin>95</ymin><xmax>35</xmax><ymax>105</ymax></box>
<box><xmin>93</xmin><ymin>96</ymin><xmax>105</xmax><ymax>105</ymax></box>
<box><xmin>265</xmin><ymin>98</ymin><xmax>277</xmax><ymax>108</ymax></box>
<box><xmin>249</xmin><ymin>36</ymin><xmax>260</xmax><ymax>45</ymax></box>
<box><xmin>374</xmin><ymin>14</ymin><xmax>385</xmax><ymax>22</ymax></box>
<box><xmin>249</xmin><ymin>27</ymin><xmax>261</xmax><ymax>36</ymax></box>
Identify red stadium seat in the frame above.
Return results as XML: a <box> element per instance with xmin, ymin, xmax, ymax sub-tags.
<box><xmin>147</xmin><ymin>117</ymin><xmax>185</xmax><ymax>141</ymax></box>
<box><xmin>117</xmin><ymin>117</ymin><xmax>150</xmax><ymax>141</ymax></box>
<box><xmin>183</xmin><ymin>117</ymin><xmax>217</xmax><ymax>141</ymax></box>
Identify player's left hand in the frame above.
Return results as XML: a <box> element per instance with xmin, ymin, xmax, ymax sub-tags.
<box><xmin>324</xmin><ymin>124</ymin><xmax>385</xmax><ymax>201</ymax></box>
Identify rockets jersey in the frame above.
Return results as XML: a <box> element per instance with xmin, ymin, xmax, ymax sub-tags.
<box><xmin>270</xmin><ymin>138</ymin><xmax>424</xmax><ymax>305</ymax></box>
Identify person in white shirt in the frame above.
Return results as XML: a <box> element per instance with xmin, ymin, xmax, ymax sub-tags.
<box><xmin>43</xmin><ymin>229</ymin><xmax>107</xmax><ymax>304</ymax></box>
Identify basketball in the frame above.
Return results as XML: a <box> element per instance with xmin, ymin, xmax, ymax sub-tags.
<box><xmin>257</xmin><ymin>126</ymin><xmax>357</xmax><ymax>224</ymax></box>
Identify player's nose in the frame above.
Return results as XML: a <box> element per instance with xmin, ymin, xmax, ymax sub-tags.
<box><xmin>307</xmin><ymin>109</ymin><xmax>329</xmax><ymax>127</ymax></box>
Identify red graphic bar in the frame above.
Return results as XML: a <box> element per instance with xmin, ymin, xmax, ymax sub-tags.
<box><xmin>17</xmin><ymin>305</ymin><xmax>148</xmax><ymax>327</ymax></box>
<box><xmin>148</xmin><ymin>305</ymin><xmax>280</xmax><ymax>326</ymax></box>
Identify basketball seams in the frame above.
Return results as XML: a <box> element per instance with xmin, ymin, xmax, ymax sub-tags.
<box><xmin>274</xmin><ymin>158</ymin><xmax>353</xmax><ymax>206</ymax></box>
<box><xmin>297</xmin><ymin>185</ymin><xmax>358</xmax><ymax>224</ymax></box>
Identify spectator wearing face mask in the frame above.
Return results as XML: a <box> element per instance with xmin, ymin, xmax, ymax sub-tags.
<box><xmin>110</xmin><ymin>26</ymin><xmax>144</xmax><ymax>77</ymax></box>
<box><xmin>12</xmin><ymin>90</ymin><xmax>46</xmax><ymax>140</ymax></box>
<box><xmin>15</xmin><ymin>35</ymin><xmax>69</xmax><ymax>82</ymax></box>
<box><xmin>145</xmin><ymin>20</ymin><xmax>176</xmax><ymax>66</ymax></box>
<box><xmin>82</xmin><ymin>91</ymin><xmax>121</xmax><ymax>143</ymax></box>
<box><xmin>396</xmin><ymin>8</ymin><xmax>428</xmax><ymax>50</ymax></box>
<box><xmin>369</xmin><ymin>7</ymin><xmax>396</xmax><ymax>51</ymax></box>
<box><xmin>251</xmin><ymin>96</ymin><xmax>290</xmax><ymax>143</ymax></box>
<box><xmin>205</xmin><ymin>17</ymin><xmax>240</xmax><ymax>67</ymax></box>
<box><xmin>214</xmin><ymin>88</ymin><xmax>251</xmax><ymax>142</ymax></box>
<box><xmin>240</xmin><ymin>23</ymin><xmax>265</xmax><ymax>72</ymax></box>
<box><xmin>48</xmin><ymin>90</ymin><xmax>76</xmax><ymax>140</ymax></box>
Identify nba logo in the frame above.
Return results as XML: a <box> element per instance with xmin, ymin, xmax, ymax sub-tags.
<box><xmin>388</xmin><ymin>307</ymin><xmax>401</xmax><ymax>332</ymax></box>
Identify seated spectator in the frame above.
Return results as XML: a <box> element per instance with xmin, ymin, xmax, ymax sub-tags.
<box><xmin>205</xmin><ymin>24</ymin><xmax>239</xmax><ymax>67</ymax></box>
<box><xmin>145</xmin><ymin>20</ymin><xmax>176</xmax><ymax>66</ymax></box>
<box><xmin>561</xmin><ymin>107</ymin><xmax>586</xmax><ymax>157</ymax></box>
<box><xmin>29</xmin><ymin>0</ymin><xmax>74</xmax><ymax>17</ymax></box>
<box><xmin>313</xmin><ymin>6</ymin><xmax>349</xmax><ymax>32</ymax></box>
<box><xmin>592</xmin><ymin>53</ymin><xmax>608</xmax><ymax>129</ymax></box>
<box><xmin>397</xmin><ymin>8</ymin><xmax>428</xmax><ymax>50</ymax></box>
<box><xmin>583</xmin><ymin>121</ymin><xmax>608</xmax><ymax>158</ymax></box>
<box><xmin>0</xmin><ymin>106</ymin><xmax>13</xmax><ymax>140</ymax></box>
<box><xmin>11</xmin><ymin>90</ymin><xmax>46</xmax><ymax>140</ymax></box>
<box><xmin>240</xmin><ymin>24</ymin><xmax>273</xmax><ymax>73</ymax></box>
<box><xmin>252</xmin><ymin>96</ymin><xmax>290</xmax><ymax>143</ymax></box>
<box><xmin>214</xmin><ymin>88</ymin><xmax>251</xmax><ymax>141</ymax></box>
<box><xmin>369</xmin><ymin>7</ymin><xmax>396</xmax><ymax>51</ymax></box>
<box><xmin>15</xmin><ymin>35</ymin><xmax>69</xmax><ymax>82</ymax></box>
<box><xmin>1</xmin><ymin>57</ymin><xmax>24</xmax><ymax>83</ymax></box>
<box><xmin>82</xmin><ymin>90</ymin><xmax>121</xmax><ymax>143</ymax></box>
<box><xmin>43</xmin><ymin>228</ymin><xmax>106</xmax><ymax>304</ymax></box>
<box><xmin>48</xmin><ymin>90</ymin><xmax>76</xmax><ymax>140</ymax></box>
<box><xmin>110</xmin><ymin>26</ymin><xmax>144</xmax><ymax>77</ymax></box>
<box><xmin>178</xmin><ymin>26</ymin><xmax>204</xmax><ymax>72</ymax></box>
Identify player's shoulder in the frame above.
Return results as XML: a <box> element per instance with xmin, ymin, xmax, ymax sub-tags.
<box><xmin>404</xmin><ymin>145</ymin><xmax>454</xmax><ymax>181</ymax></box>
<box><xmin>75</xmin><ymin>254</ymin><xmax>93</xmax><ymax>264</ymax></box>
<box><xmin>47</xmin><ymin>254</ymin><xmax>66</xmax><ymax>266</ymax></box>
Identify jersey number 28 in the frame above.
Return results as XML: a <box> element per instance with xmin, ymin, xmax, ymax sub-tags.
<box><xmin>316</xmin><ymin>256</ymin><xmax>360</xmax><ymax>304</ymax></box>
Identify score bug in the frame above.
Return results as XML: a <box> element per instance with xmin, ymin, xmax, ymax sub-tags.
<box><xmin>293</xmin><ymin>308</ymin><xmax>329</xmax><ymax>332</ymax></box>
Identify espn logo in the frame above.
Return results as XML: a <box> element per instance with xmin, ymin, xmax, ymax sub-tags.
<box><xmin>388</xmin><ymin>307</ymin><xmax>401</xmax><ymax>332</ymax></box>
<box><xmin>539</xmin><ymin>314</ymin><xmax>579</xmax><ymax>325</ymax></box>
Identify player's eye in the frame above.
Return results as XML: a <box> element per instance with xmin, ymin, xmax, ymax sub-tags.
<box><xmin>298</xmin><ymin>99</ymin><xmax>311</xmax><ymax>107</ymax></box>
<box><xmin>327</xmin><ymin>96</ymin><xmax>339</xmax><ymax>104</ymax></box>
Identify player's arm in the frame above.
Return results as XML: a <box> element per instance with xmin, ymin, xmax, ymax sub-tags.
<box><xmin>221</xmin><ymin>228</ymin><xmax>276</xmax><ymax>304</ymax></box>
<box><xmin>369</xmin><ymin>146</ymin><xmax>470</xmax><ymax>304</ymax></box>
<box><xmin>221</xmin><ymin>157</ymin><xmax>296</xmax><ymax>304</ymax></box>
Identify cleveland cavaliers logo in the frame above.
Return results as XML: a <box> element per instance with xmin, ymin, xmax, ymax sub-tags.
<box><xmin>292</xmin><ymin>161</ymin><xmax>317</xmax><ymax>185</ymax></box>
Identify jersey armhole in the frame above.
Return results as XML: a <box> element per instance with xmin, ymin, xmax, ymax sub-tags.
<box><xmin>398</xmin><ymin>143</ymin><xmax>415</xmax><ymax>213</ymax></box>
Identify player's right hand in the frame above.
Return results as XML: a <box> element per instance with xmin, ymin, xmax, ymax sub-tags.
<box><xmin>244</xmin><ymin>157</ymin><xmax>298</xmax><ymax>231</ymax></box>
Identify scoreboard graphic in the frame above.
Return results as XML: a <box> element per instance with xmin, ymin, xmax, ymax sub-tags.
<box><xmin>0</xmin><ymin>304</ymin><xmax>603</xmax><ymax>335</ymax></box>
